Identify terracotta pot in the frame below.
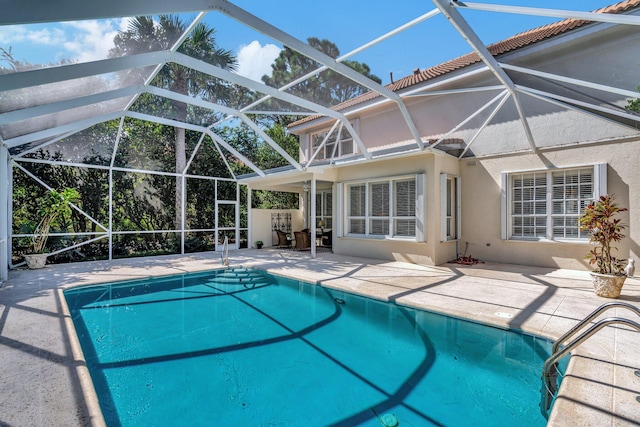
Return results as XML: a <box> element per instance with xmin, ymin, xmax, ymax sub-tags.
<box><xmin>24</xmin><ymin>253</ymin><xmax>48</xmax><ymax>269</ymax></box>
<box><xmin>590</xmin><ymin>272</ymin><xmax>626</xmax><ymax>298</ymax></box>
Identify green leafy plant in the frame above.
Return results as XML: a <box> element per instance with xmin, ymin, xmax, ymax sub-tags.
<box><xmin>578</xmin><ymin>194</ymin><xmax>628</xmax><ymax>275</ymax></box>
<box><xmin>255</xmin><ymin>240</ymin><xmax>263</xmax><ymax>245</ymax></box>
<box><xmin>31</xmin><ymin>188</ymin><xmax>80</xmax><ymax>254</ymax></box>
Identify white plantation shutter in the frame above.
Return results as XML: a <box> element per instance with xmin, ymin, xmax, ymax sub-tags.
<box><xmin>370</xmin><ymin>182</ymin><xmax>389</xmax><ymax>235</ymax></box>
<box><xmin>594</xmin><ymin>163</ymin><xmax>607</xmax><ymax>199</ymax></box>
<box><xmin>455</xmin><ymin>176</ymin><xmax>461</xmax><ymax>240</ymax></box>
<box><xmin>336</xmin><ymin>183</ymin><xmax>343</xmax><ymax>237</ymax></box>
<box><xmin>440</xmin><ymin>174</ymin><xmax>447</xmax><ymax>242</ymax></box>
<box><xmin>416</xmin><ymin>173</ymin><xmax>426</xmax><ymax>242</ymax></box>
<box><xmin>394</xmin><ymin>179</ymin><xmax>416</xmax><ymax>237</ymax></box>
<box><xmin>371</xmin><ymin>182</ymin><xmax>389</xmax><ymax>216</ymax></box>
<box><xmin>394</xmin><ymin>180</ymin><xmax>415</xmax><ymax>216</ymax></box>
<box><xmin>501</xmin><ymin>172</ymin><xmax>508</xmax><ymax>240</ymax></box>
<box><xmin>350</xmin><ymin>184</ymin><xmax>366</xmax><ymax>216</ymax></box>
<box><xmin>349</xmin><ymin>183</ymin><xmax>366</xmax><ymax>234</ymax></box>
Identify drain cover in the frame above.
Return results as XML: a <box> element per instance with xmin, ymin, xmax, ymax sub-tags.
<box><xmin>380</xmin><ymin>413</ymin><xmax>399</xmax><ymax>427</ymax></box>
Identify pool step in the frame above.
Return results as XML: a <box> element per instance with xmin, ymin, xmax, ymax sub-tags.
<box><xmin>207</xmin><ymin>268</ymin><xmax>272</xmax><ymax>286</ymax></box>
<box><xmin>209</xmin><ymin>276</ymin><xmax>266</xmax><ymax>284</ymax></box>
<box><xmin>216</xmin><ymin>272</ymin><xmax>257</xmax><ymax>279</ymax></box>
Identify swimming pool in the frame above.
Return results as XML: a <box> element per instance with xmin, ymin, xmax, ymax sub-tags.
<box><xmin>65</xmin><ymin>267</ymin><xmax>558</xmax><ymax>426</ymax></box>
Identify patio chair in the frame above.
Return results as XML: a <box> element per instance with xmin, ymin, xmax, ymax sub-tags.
<box><xmin>294</xmin><ymin>231</ymin><xmax>311</xmax><ymax>251</ymax></box>
<box><xmin>275</xmin><ymin>229</ymin><xmax>292</xmax><ymax>249</ymax></box>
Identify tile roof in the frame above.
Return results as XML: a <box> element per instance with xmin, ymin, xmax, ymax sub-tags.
<box><xmin>289</xmin><ymin>0</ymin><xmax>640</xmax><ymax>128</ymax></box>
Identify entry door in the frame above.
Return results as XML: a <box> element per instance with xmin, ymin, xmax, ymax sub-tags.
<box><xmin>216</xmin><ymin>201</ymin><xmax>238</xmax><ymax>251</ymax></box>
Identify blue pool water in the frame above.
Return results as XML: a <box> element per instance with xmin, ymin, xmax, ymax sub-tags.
<box><xmin>65</xmin><ymin>267</ymin><xmax>557</xmax><ymax>426</ymax></box>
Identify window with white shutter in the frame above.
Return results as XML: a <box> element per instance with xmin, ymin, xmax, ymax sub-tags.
<box><xmin>315</xmin><ymin>190</ymin><xmax>332</xmax><ymax>229</ymax></box>
<box><xmin>348</xmin><ymin>184</ymin><xmax>366</xmax><ymax>234</ymax></box>
<box><xmin>502</xmin><ymin>164</ymin><xmax>606</xmax><ymax>241</ymax></box>
<box><xmin>394</xmin><ymin>179</ymin><xmax>416</xmax><ymax>237</ymax></box>
<box><xmin>370</xmin><ymin>182</ymin><xmax>389</xmax><ymax>235</ymax></box>
<box><xmin>345</xmin><ymin>175</ymin><xmax>420</xmax><ymax>239</ymax></box>
<box><xmin>440</xmin><ymin>174</ymin><xmax>461</xmax><ymax>241</ymax></box>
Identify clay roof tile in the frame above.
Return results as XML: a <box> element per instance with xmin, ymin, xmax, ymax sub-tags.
<box><xmin>289</xmin><ymin>0</ymin><xmax>640</xmax><ymax>128</ymax></box>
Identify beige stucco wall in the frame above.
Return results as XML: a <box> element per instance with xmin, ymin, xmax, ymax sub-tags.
<box><xmin>320</xmin><ymin>137</ymin><xmax>640</xmax><ymax>270</ymax></box>
<box><xmin>433</xmin><ymin>152</ymin><xmax>462</xmax><ymax>265</ymax></box>
<box><xmin>250</xmin><ymin>209</ymin><xmax>304</xmax><ymax>249</ymax></box>
<box><xmin>461</xmin><ymin>138</ymin><xmax>640</xmax><ymax>269</ymax></box>
<box><xmin>330</xmin><ymin>152</ymin><xmax>461</xmax><ymax>265</ymax></box>
<box><xmin>287</xmin><ymin>21</ymin><xmax>640</xmax><ymax>268</ymax></box>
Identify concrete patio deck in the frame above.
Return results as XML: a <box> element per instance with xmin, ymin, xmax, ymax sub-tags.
<box><xmin>1</xmin><ymin>249</ymin><xmax>639</xmax><ymax>426</ymax></box>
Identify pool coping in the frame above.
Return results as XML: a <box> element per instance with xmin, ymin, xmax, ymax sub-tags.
<box><xmin>1</xmin><ymin>250</ymin><xmax>639</xmax><ymax>426</ymax></box>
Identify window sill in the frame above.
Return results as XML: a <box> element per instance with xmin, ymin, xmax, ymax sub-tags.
<box><xmin>506</xmin><ymin>237</ymin><xmax>590</xmax><ymax>245</ymax></box>
<box><xmin>342</xmin><ymin>235</ymin><xmax>420</xmax><ymax>243</ymax></box>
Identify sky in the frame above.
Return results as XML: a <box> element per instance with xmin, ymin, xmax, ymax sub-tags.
<box><xmin>0</xmin><ymin>1</ymin><xmax>620</xmax><ymax>85</ymax></box>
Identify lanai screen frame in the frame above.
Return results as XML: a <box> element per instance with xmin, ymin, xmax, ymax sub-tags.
<box><xmin>9</xmin><ymin>114</ymin><xmax>248</xmax><ymax>266</ymax></box>
<box><xmin>1</xmin><ymin>1</ymin><xmax>640</xmax><ymax>280</ymax></box>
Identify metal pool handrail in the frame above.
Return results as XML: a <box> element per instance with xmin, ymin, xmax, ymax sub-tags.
<box><xmin>221</xmin><ymin>235</ymin><xmax>229</xmax><ymax>266</ymax></box>
<box><xmin>552</xmin><ymin>302</ymin><xmax>640</xmax><ymax>354</ymax></box>
<box><xmin>540</xmin><ymin>315</ymin><xmax>640</xmax><ymax>418</ymax></box>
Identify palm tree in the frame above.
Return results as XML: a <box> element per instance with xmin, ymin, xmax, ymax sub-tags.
<box><xmin>110</xmin><ymin>15</ymin><xmax>237</xmax><ymax>229</ymax></box>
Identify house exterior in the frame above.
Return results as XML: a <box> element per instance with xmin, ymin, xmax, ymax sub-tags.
<box><xmin>244</xmin><ymin>0</ymin><xmax>640</xmax><ymax>270</ymax></box>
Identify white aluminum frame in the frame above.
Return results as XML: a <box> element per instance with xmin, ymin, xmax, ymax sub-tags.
<box><xmin>1</xmin><ymin>0</ymin><xmax>639</xmax><ymax>273</ymax></box>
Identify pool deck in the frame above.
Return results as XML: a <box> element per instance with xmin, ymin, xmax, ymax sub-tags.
<box><xmin>1</xmin><ymin>250</ymin><xmax>639</xmax><ymax>426</ymax></box>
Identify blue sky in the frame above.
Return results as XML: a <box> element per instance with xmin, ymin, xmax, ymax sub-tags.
<box><xmin>0</xmin><ymin>1</ymin><xmax>618</xmax><ymax>84</ymax></box>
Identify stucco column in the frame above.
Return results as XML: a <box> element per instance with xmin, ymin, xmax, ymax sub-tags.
<box><xmin>247</xmin><ymin>185</ymin><xmax>252</xmax><ymax>251</ymax></box>
<box><xmin>0</xmin><ymin>144</ymin><xmax>9</xmax><ymax>281</ymax></box>
<box><xmin>310</xmin><ymin>178</ymin><xmax>316</xmax><ymax>259</ymax></box>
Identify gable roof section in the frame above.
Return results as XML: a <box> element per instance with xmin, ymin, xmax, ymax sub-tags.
<box><xmin>289</xmin><ymin>0</ymin><xmax>640</xmax><ymax>129</ymax></box>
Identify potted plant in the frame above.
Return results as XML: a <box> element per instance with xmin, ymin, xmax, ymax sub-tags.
<box><xmin>24</xmin><ymin>187</ymin><xmax>79</xmax><ymax>269</ymax></box>
<box><xmin>578</xmin><ymin>194</ymin><xmax>628</xmax><ymax>298</ymax></box>
<box><xmin>255</xmin><ymin>240</ymin><xmax>264</xmax><ymax>249</ymax></box>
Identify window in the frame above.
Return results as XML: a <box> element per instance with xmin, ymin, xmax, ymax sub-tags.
<box><xmin>394</xmin><ymin>180</ymin><xmax>416</xmax><ymax>237</ymax></box>
<box><xmin>345</xmin><ymin>176</ymin><xmax>420</xmax><ymax>239</ymax></box>
<box><xmin>511</xmin><ymin>171</ymin><xmax>548</xmax><ymax>238</ymax></box>
<box><xmin>315</xmin><ymin>190</ymin><xmax>332</xmax><ymax>229</ymax></box>
<box><xmin>441</xmin><ymin>174</ymin><xmax>461</xmax><ymax>241</ymax></box>
<box><xmin>502</xmin><ymin>164</ymin><xmax>606</xmax><ymax>240</ymax></box>
<box><xmin>310</xmin><ymin>124</ymin><xmax>355</xmax><ymax>161</ymax></box>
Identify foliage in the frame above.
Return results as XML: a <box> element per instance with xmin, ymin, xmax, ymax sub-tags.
<box><xmin>261</xmin><ymin>37</ymin><xmax>381</xmax><ymax>126</ymax></box>
<box><xmin>7</xmin><ymin>23</ymin><xmax>309</xmax><ymax>263</ymax></box>
<box><xmin>213</xmin><ymin>123</ymin><xmax>299</xmax><ymax>209</ymax></box>
<box><xmin>0</xmin><ymin>47</ymin><xmax>20</xmax><ymax>73</ymax></box>
<box><xmin>31</xmin><ymin>188</ymin><xmax>80</xmax><ymax>254</ymax></box>
<box><xmin>265</xmin><ymin>123</ymin><xmax>300</xmax><ymax>165</ymax></box>
<box><xmin>215</xmin><ymin>122</ymin><xmax>300</xmax><ymax>172</ymax></box>
<box><xmin>253</xmin><ymin>191</ymin><xmax>298</xmax><ymax>209</ymax></box>
<box><xmin>627</xmin><ymin>85</ymin><xmax>640</xmax><ymax>112</ymax></box>
<box><xmin>12</xmin><ymin>155</ymin><xmax>102</xmax><ymax>261</ymax></box>
<box><xmin>578</xmin><ymin>194</ymin><xmax>628</xmax><ymax>275</ymax></box>
<box><xmin>1</xmin><ymin>46</ymin><xmax>76</xmax><ymax>74</ymax></box>
<box><xmin>110</xmin><ymin>15</ymin><xmax>237</xmax><ymax>229</ymax></box>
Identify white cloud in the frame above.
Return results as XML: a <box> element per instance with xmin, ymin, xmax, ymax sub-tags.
<box><xmin>0</xmin><ymin>19</ymin><xmax>125</xmax><ymax>64</ymax></box>
<box><xmin>236</xmin><ymin>40</ymin><xmax>281</xmax><ymax>82</ymax></box>
<box><xmin>0</xmin><ymin>25</ymin><xmax>66</xmax><ymax>46</ymax></box>
<box><xmin>61</xmin><ymin>20</ymin><xmax>123</xmax><ymax>62</ymax></box>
